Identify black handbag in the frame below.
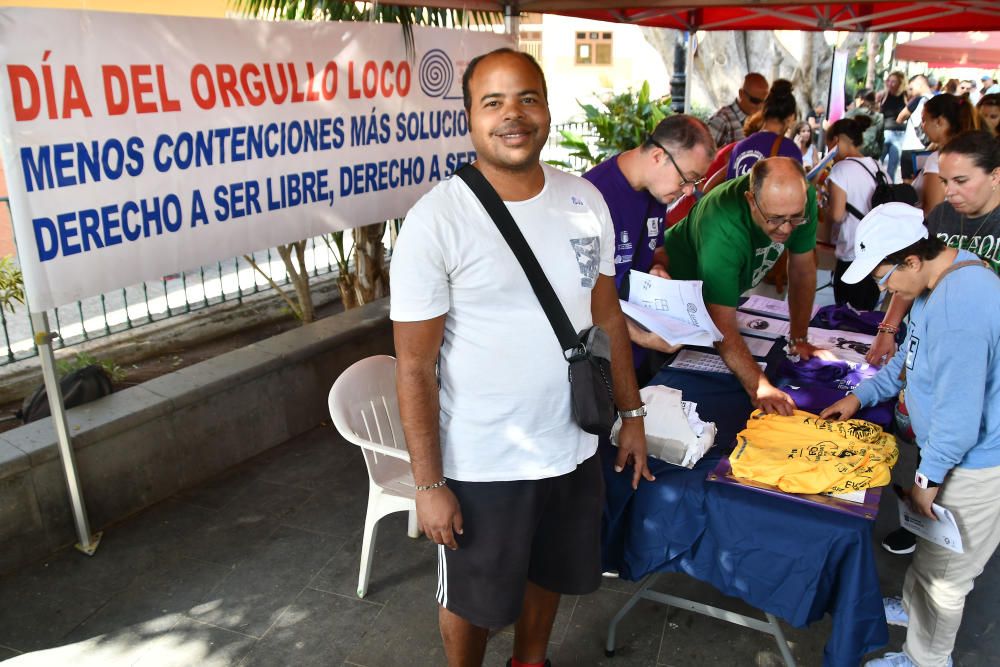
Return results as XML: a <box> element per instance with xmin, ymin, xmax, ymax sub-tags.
<box><xmin>455</xmin><ymin>164</ymin><xmax>615</xmax><ymax>435</ymax></box>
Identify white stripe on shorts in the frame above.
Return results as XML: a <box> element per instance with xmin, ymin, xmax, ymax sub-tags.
<box><xmin>436</xmin><ymin>544</ymin><xmax>448</xmax><ymax>607</ymax></box>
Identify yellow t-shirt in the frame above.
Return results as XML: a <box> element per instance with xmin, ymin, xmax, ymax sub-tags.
<box><xmin>730</xmin><ymin>410</ymin><xmax>899</xmax><ymax>494</ymax></box>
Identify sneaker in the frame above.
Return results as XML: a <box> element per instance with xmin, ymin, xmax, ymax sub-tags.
<box><xmin>865</xmin><ymin>651</ymin><xmax>952</xmax><ymax>667</ymax></box>
<box><xmin>882</xmin><ymin>527</ymin><xmax>917</xmax><ymax>555</ymax></box>
<box><xmin>883</xmin><ymin>596</ymin><xmax>909</xmax><ymax>627</ymax></box>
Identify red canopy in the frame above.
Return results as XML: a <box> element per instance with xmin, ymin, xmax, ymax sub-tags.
<box><xmin>394</xmin><ymin>0</ymin><xmax>1000</xmax><ymax>32</ymax></box>
<box><xmin>895</xmin><ymin>32</ymin><xmax>1000</xmax><ymax>68</ymax></box>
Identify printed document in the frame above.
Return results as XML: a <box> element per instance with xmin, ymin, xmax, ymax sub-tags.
<box><xmin>740</xmin><ymin>295</ymin><xmax>821</xmax><ymax>321</ymax></box>
<box><xmin>620</xmin><ymin>271</ymin><xmax>723</xmax><ymax>347</ymax></box>
<box><xmin>898</xmin><ymin>502</ymin><xmax>964</xmax><ymax>554</ymax></box>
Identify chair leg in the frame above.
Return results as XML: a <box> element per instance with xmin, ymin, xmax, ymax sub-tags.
<box><xmin>358</xmin><ymin>491</ymin><xmax>382</xmax><ymax>599</ymax></box>
<box><xmin>407</xmin><ymin>508</ymin><xmax>420</xmax><ymax>538</ymax></box>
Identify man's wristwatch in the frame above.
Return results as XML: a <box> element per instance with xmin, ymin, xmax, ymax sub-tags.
<box><xmin>618</xmin><ymin>403</ymin><xmax>647</xmax><ymax>419</ymax></box>
<box><xmin>914</xmin><ymin>472</ymin><xmax>940</xmax><ymax>489</ymax></box>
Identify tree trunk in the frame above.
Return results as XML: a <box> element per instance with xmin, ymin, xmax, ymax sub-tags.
<box><xmin>643</xmin><ymin>30</ymin><xmax>865</xmax><ymax>122</ymax></box>
<box><xmin>866</xmin><ymin>33</ymin><xmax>880</xmax><ymax>89</ymax></box>
<box><xmin>276</xmin><ymin>241</ymin><xmax>316</xmax><ymax>323</ymax></box>
<box><xmin>352</xmin><ymin>222</ymin><xmax>389</xmax><ymax>305</ymax></box>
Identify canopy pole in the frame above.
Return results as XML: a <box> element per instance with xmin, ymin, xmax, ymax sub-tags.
<box><xmin>670</xmin><ymin>30</ymin><xmax>687</xmax><ymax>114</ymax></box>
<box><xmin>504</xmin><ymin>4</ymin><xmax>518</xmax><ymax>36</ymax></box>
<box><xmin>29</xmin><ymin>311</ymin><xmax>101</xmax><ymax>556</ymax></box>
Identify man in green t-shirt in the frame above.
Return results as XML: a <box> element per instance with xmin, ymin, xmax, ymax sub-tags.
<box><xmin>664</xmin><ymin>157</ymin><xmax>823</xmax><ymax>415</ymax></box>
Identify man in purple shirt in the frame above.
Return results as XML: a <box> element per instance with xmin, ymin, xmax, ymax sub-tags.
<box><xmin>584</xmin><ymin>115</ymin><xmax>715</xmax><ymax>381</ymax></box>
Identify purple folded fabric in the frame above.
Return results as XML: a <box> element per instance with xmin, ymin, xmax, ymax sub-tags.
<box><xmin>782</xmin><ymin>383</ymin><xmax>895</xmax><ymax>428</ymax></box>
<box><xmin>778</xmin><ymin>357</ymin><xmax>877</xmax><ymax>392</ymax></box>
<box><xmin>810</xmin><ymin>304</ymin><xmax>884</xmax><ymax>336</ymax></box>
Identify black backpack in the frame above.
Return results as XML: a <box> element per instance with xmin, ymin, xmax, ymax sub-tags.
<box><xmin>17</xmin><ymin>365</ymin><xmax>114</xmax><ymax>423</ymax></box>
<box><xmin>844</xmin><ymin>158</ymin><xmax>919</xmax><ymax>221</ymax></box>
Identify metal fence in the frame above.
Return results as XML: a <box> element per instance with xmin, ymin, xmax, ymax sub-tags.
<box><xmin>0</xmin><ymin>122</ymin><xmax>596</xmax><ymax>367</ymax></box>
<box><xmin>0</xmin><ymin>195</ymin><xmax>361</xmax><ymax>367</ymax></box>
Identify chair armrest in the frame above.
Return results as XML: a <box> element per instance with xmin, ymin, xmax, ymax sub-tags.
<box><xmin>343</xmin><ymin>436</ymin><xmax>412</xmax><ymax>462</ymax></box>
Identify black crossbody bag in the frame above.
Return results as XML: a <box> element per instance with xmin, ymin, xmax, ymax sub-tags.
<box><xmin>454</xmin><ymin>164</ymin><xmax>616</xmax><ymax>435</ymax></box>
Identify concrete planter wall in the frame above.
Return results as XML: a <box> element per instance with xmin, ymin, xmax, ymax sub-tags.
<box><xmin>0</xmin><ymin>300</ymin><xmax>393</xmax><ymax>575</ymax></box>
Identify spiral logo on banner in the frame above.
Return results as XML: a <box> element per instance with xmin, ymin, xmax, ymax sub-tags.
<box><xmin>419</xmin><ymin>49</ymin><xmax>455</xmax><ymax>98</ymax></box>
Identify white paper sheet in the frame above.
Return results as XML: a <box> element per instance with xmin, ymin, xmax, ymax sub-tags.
<box><xmin>669</xmin><ymin>349</ymin><xmax>766</xmax><ymax>375</ymax></box>
<box><xmin>824</xmin><ymin>488</ymin><xmax>868</xmax><ymax>504</ymax></box>
<box><xmin>898</xmin><ymin>502</ymin><xmax>964</xmax><ymax>554</ymax></box>
<box><xmin>735</xmin><ymin>312</ymin><xmax>791</xmax><ymax>339</ymax></box>
<box><xmin>739</xmin><ymin>295</ymin><xmax>821</xmax><ymax>321</ymax></box>
<box><xmin>620</xmin><ymin>271</ymin><xmax>723</xmax><ymax>347</ymax></box>
<box><xmin>806</xmin><ymin>327</ymin><xmax>875</xmax><ymax>365</ymax></box>
<box><xmin>621</xmin><ymin>301</ymin><xmax>718</xmax><ymax>347</ymax></box>
<box><xmin>742</xmin><ymin>335</ymin><xmax>776</xmax><ymax>358</ymax></box>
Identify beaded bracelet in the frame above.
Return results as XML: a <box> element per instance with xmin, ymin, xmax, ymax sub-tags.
<box><xmin>876</xmin><ymin>323</ymin><xmax>899</xmax><ymax>335</ymax></box>
<box><xmin>415</xmin><ymin>478</ymin><xmax>447</xmax><ymax>492</ymax></box>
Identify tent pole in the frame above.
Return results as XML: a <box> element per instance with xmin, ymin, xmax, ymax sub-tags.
<box><xmin>29</xmin><ymin>311</ymin><xmax>101</xmax><ymax>556</ymax></box>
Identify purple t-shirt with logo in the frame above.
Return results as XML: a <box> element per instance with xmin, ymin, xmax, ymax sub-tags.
<box><xmin>583</xmin><ymin>156</ymin><xmax>665</xmax><ymax>292</ymax></box>
<box><xmin>726</xmin><ymin>132</ymin><xmax>803</xmax><ymax>180</ymax></box>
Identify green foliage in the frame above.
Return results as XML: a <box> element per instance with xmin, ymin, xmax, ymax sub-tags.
<box><xmin>846</xmin><ymin>34</ymin><xmax>890</xmax><ymax>96</ymax></box>
<box><xmin>0</xmin><ymin>255</ymin><xmax>25</xmax><ymax>315</ymax></box>
<box><xmin>556</xmin><ymin>82</ymin><xmax>672</xmax><ymax>173</ymax></box>
<box><xmin>56</xmin><ymin>351</ymin><xmax>126</xmax><ymax>383</ymax></box>
<box><xmin>232</xmin><ymin>0</ymin><xmax>500</xmax><ymax>58</ymax></box>
<box><xmin>322</xmin><ymin>231</ymin><xmax>354</xmax><ymax>276</ymax></box>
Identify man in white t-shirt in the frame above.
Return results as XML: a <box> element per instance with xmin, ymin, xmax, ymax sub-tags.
<box><xmin>390</xmin><ymin>48</ymin><xmax>650</xmax><ymax>667</ymax></box>
<box><xmin>898</xmin><ymin>75</ymin><xmax>931</xmax><ymax>179</ymax></box>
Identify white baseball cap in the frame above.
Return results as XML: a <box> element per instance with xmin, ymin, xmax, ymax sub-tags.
<box><xmin>841</xmin><ymin>202</ymin><xmax>928</xmax><ymax>284</ymax></box>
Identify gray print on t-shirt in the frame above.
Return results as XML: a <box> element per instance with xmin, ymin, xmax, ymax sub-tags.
<box><xmin>570</xmin><ymin>236</ymin><xmax>600</xmax><ymax>288</ymax></box>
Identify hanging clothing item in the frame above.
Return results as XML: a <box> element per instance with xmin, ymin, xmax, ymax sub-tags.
<box><xmin>731</xmin><ymin>410</ymin><xmax>899</xmax><ymax>494</ymax></box>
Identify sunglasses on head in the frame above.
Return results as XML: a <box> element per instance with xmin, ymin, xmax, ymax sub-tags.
<box><xmin>741</xmin><ymin>89</ymin><xmax>765</xmax><ymax>105</ymax></box>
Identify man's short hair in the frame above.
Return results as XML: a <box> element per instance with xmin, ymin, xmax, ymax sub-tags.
<box><xmin>644</xmin><ymin>115</ymin><xmax>716</xmax><ymax>156</ymax></box>
<box><xmin>462</xmin><ymin>48</ymin><xmax>547</xmax><ymax>112</ymax></box>
<box><xmin>884</xmin><ymin>236</ymin><xmax>947</xmax><ymax>265</ymax></box>
<box><xmin>748</xmin><ymin>158</ymin><xmax>807</xmax><ymax>199</ymax></box>
<box><xmin>909</xmin><ymin>74</ymin><xmax>929</xmax><ymax>86</ymax></box>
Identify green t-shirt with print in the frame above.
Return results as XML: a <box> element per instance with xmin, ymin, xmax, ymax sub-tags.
<box><xmin>663</xmin><ymin>174</ymin><xmax>818</xmax><ymax>307</ymax></box>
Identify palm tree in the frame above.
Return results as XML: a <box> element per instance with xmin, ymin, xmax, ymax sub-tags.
<box><xmin>235</xmin><ymin>0</ymin><xmax>500</xmax><ymax>317</ymax></box>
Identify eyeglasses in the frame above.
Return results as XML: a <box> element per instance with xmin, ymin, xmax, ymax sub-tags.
<box><xmin>741</xmin><ymin>89</ymin><xmax>765</xmax><ymax>105</ymax></box>
<box><xmin>875</xmin><ymin>264</ymin><xmax>899</xmax><ymax>289</ymax></box>
<box><xmin>647</xmin><ymin>137</ymin><xmax>706</xmax><ymax>190</ymax></box>
<box><xmin>750</xmin><ymin>193</ymin><xmax>809</xmax><ymax>229</ymax></box>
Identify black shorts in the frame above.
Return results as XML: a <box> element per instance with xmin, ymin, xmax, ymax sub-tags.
<box><xmin>437</xmin><ymin>453</ymin><xmax>604</xmax><ymax>629</ymax></box>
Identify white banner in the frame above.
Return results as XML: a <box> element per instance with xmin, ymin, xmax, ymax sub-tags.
<box><xmin>0</xmin><ymin>8</ymin><xmax>512</xmax><ymax>311</ymax></box>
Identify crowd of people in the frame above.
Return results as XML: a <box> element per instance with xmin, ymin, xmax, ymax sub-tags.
<box><xmin>388</xmin><ymin>48</ymin><xmax>1000</xmax><ymax>667</ymax></box>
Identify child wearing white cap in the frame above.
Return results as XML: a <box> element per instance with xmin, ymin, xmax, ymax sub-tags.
<box><xmin>821</xmin><ymin>202</ymin><xmax>1000</xmax><ymax>667</ymax></box>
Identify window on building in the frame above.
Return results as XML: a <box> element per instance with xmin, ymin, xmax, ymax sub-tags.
<box><xmin>519</xmin><ymin>30</ymin><xmax>542</xmax><ymax>62</ymax></box>
<box><xmin>575</xmin><ymin>31</ymin><xmax>612</xmax><ymax>65</ymax></box>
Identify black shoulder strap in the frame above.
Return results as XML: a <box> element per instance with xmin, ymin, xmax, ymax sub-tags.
<box><xmin>843</xmin><ymin>158</ymin><xmax>878</xmax><ymax>221</ymax></box>
<box><xmin>454</xmin><ymin>164</ymin><xmax>580</xmax><ymax>353</ymax></box>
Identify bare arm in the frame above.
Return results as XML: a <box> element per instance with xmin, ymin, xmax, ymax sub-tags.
<box><xmin>591</xmin><ymin>274</ymin><xmax>653</xmax><ymax>488</ymax></box>
<box><xmin>896</xmin><ymin>106</ymin><xmax>912</xmax><ymax>125</ymax></box>
<box><xmin>708</xmin><ymin>302</ymin><xmax>795</xmax><ymax>415</ymax></box>
<box><xmin>922</xmin><ymin>176</ymin><xmax>945</xmax><ymax>215</ymax></box>
<box><xmin>866</xmin><ymin>292</ymin><xmax>914</xmax><ymax>365</ymax></box>
<box><xmin>394</xmin><ymin>317</ymin><xmax>463</xmax><ymax>550</ymax></box>
<box><xmin>827</xmin><ymin>182</ymin><xmax>847</xmax><ymax>226</ymax></box>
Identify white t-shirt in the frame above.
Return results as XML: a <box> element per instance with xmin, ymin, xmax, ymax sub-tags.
<box><xmin>389</xmin><ymin>163</ymin><xmax>615</xmax><ymax>482</ymax></box>
<box><xmin>902</xmin><ymin>96</ymin><xmax>928</xmax><ymax>151</ymax></box>
<box><xmin>912</xmin><ymin>150</ymin><xmax>940</xmax><ymax>205</ymax></box>
<box><xmin>828</xmin><ymin>156</ymin><xmax>888</xmax><ymax>261</ymax></box>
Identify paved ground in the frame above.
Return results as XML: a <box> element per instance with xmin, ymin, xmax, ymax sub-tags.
<box><xmin>1</xmin><ymin>421</ymin><xmax>998</xmax><ymax>667</ymax></box>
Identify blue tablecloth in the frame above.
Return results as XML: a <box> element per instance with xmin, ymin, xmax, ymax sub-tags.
<box><xmin>601</xmin><ymin>366</ymin><xmax>889</xmax><ymax>667</ymax></box>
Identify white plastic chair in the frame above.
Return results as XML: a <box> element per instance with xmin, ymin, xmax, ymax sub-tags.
<box><xmin>328</xmin><ymin>355</ymin><xmax>420</xmax><ymax>598</ymax></box>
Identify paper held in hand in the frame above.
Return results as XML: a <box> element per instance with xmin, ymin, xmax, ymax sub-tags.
<box><xmin>619</xmin><ymin>271</ymin><xmax>723</xmax><ymax>348</ymax></box>
<box><xmin>898</xmin><ymin>501</ymin><xmax>964</xmax><ymax>554</ymax></box>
